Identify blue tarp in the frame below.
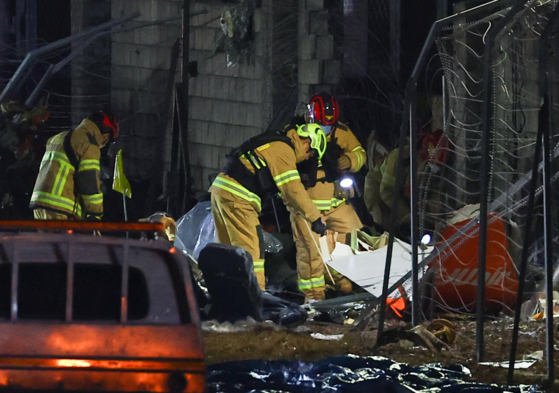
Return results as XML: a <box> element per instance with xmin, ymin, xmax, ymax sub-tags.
<box><xmin>207</xmin><ymin>355</ymin><xmax>541</xmax><ymax>392</ymax></box>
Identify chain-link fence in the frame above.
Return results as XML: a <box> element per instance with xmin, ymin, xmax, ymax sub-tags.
<box><xmin>376</xmin><ymin>0</ymin><xmax>559</xmax><ymax>383</ymax></box>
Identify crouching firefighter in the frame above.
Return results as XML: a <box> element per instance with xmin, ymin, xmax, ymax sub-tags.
<box><xmin>288</xmin><ymin>92</ymin><xmax>367</xmax><ymax>302</ymax></box>
<box><xmin>30</xmin><ymin>110</ymin><xmax>119</xmax><ymax>220</ymax></box>
<box><xmin>209</xmin><ymin>124</ymin><xmax>328</xmax><ymax>290</ymax></box>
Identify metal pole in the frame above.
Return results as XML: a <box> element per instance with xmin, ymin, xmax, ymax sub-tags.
<box><xmin>123</xmin><ymin>192</ymin><xmax>129</xmax><ymax>239</ymax></box>
<box><xmin>376</xmin><ymin>103</ymin><xmax>409</xmax><ymax>338</ymax></box>
<box><xmin>542</xmin><ymin>98</ymin><xmax>555</xmax><ymax>388</ymax></box>
<box><xmin>507</xmin><ymin>101</ymin><xmax>544</xmax><ymax>383</ymax></box>
<box><xmin>477</xmin><ymin>0</ymin><xmax>529</xmax><ymax>362</ymax></box>
<box><xmin>409</xmin><ymin>94</ymin><xmax>420</xmax><ymax>326</ymax></box>
<box><xmin>179</xmin><ymin>0</ymin><xmax>192</xmax><ymax>216</ymax></box>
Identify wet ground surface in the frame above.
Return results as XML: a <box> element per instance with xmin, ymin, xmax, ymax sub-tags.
<box><xmin>202</xmin><ymin>316</ymin><xmax>558</xmax><ymax>391</ymax></box>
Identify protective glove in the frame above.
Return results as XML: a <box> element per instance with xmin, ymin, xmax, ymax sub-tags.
<box><xmin>311</xmin><ymin>218</ymin><xmax>327</xmax><ymax>236</ymax></box>
<box><xmin>337</xmin><ymin>155</ymin><xmax>351</xmax><ymax>171</ymax></box>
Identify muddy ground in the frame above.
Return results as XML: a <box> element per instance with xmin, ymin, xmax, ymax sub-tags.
<box><xmin>202</xmin><ymin>314</ymin><xmax>557</xmax><ymax>391</ymax></box>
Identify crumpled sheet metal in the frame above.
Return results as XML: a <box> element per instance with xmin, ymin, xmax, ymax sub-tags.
<box><xmin>207</xmin><ymin>355</ymin><xmax>542</xmax><ymax>392</ymax></box>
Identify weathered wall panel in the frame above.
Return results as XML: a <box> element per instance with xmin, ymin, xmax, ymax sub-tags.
<box><xmin>109</xmin><ymin>0</ymin><xmax>181</xmax><ymax>198</ymax></box>
<box><xmin>188</xmin><ymin>1</ymin><xmax>273</xmax><ymax>191</ymax></box>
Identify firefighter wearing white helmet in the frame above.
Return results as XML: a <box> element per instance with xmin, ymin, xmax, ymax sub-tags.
<box><xmin>286</xmin><ymin>92</ymin><xmax>367</xmax><ymax>302</ymax></box>
<box><xmin>209</xmin><ymin>126</ymin><xmax>328</xmax><ymax>290</ymax></box>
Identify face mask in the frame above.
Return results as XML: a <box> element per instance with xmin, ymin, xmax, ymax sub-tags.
<box><xmin>322</xmin><ymin>125</ymin><xmax>332</xmax><ymax>135</ymax></box>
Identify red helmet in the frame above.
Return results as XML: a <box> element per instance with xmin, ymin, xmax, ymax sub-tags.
<box><xmin>99</xmin><ymin>110</ymin><xmax>119</xmax><ymax>140</ymax></box>
<box><xmin>420</xmin><ymin>130</ymin><xmax>449</xmax><ymax>164</ymax></box>
<box><xmin>309</xmin><ymin>92</ymin><xmax>339</xmax><ymax>126</ymax></box>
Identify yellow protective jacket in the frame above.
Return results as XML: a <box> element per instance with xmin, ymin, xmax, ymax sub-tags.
<box><xmin>306</xmin><ymin>122</ymin><xmax>366</xmax><ymax>211</ymax></box>
<box><xmin>379</xmin><ymin>146</ymin><xmax>411</xmax><ymax>223</ymax></box>
<box><xmin>209</xmin><ymin>129</ymin><xmax>321</xmax><ymax>224</ymax></box>
<box><xmin>30</xmin><ymin>119</ymin><xmax>104</xmax><ymax>219</ymax></box>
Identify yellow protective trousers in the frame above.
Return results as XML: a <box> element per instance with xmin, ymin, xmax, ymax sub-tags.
<box><xmin>33</xmin><ymin>208</ymin><xmax>75</xmax><ymax>220</ymax></box>
<box><xmin>291</xmin><ymin>202</ymin><xmax>363</xmax><ymax>301</ymax></box>
<box><xmin>210</xmin><ymin>187</ymin><xmax>266</xmax><ymax>290</ymax></box>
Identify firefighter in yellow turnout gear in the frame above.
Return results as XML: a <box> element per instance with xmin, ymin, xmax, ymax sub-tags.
<box><xmin>290</xmin><ymin>92</ymin><xmax>367</xmax><ymax>301</ymax></box>
<box><xmin>30</xmin><ymin>110</ymin><xmax>119</xmax><ymax>220</ymax></box>
<box><xmin>210</xmin><ymin>125</ymin><xmax>328</xmax><ymax>290</ymax></box>
<box><xmin>364</xmin><ymin>129</ymin><xmax>450</xmax><ymax>240</ymax></box>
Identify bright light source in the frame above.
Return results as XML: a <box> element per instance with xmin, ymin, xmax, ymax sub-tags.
<box><xmin>340</xmin><ymin>177</ymin><xmax>354</xmax><ymax>189</ymax></box>
<box><xmin>57</xmin><ymin>359</ymin><xmax>91</xmax><ymax>368</ymax></box>
<box><xmin>421</xmin><ymin>234</ymin><xmax>431</xmax><ymax>245</ymax></box>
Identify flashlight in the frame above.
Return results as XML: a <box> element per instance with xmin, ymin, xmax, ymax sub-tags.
<box><xmin>421</xmin><ymin>233</ymin><xmax>431</xmax><ymax>245</ymax></box>
<box><xmin>339</xmin><ymin>176</ymin><xmax>354</xmax><ymax>189</ymax></box>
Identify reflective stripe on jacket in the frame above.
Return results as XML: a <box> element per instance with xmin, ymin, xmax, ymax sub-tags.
<box><xmin>210</xmin><ymin>130</ymin><xmax>321</xmax><ymax>223</ymax></box>
<box><xmin>30</xmin><ymin>119</ymin><xmax>104</xmax><ymax>218</ymax></box>
<box><xmin>308</xmin><ymin>122</ymin><xmax>367</xmax><ymax>210</ymax></box>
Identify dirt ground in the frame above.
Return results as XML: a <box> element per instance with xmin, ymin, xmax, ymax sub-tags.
<box><xmin>202</xmin><ymin>314</ymin><xmax>558</xmax><ymax>391</ymax></box>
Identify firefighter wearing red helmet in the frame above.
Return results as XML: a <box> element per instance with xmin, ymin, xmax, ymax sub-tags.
<box><xmin>287</xmin><ymin>92</ymin><xmax>367</xmax><ymax>302</ymax></box>
<box><xmin>30</xmin><ymin>110</ymin><xmax>119</xmax><ymax>220</ymax></box>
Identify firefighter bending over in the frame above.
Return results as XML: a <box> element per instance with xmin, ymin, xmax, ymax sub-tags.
<box><xmin>209</xmin><ymin>124</ymin><xmax>328</xmax><ymax>290</ymax></box>
<box><xmin>30</xmin><ymin>110</ymin><xmax>119</xmax><ymax>220</ymax></box>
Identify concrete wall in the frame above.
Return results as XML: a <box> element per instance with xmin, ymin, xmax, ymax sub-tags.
<box><xmin>110</xmin><ymin>0</ymin><xmax>182</xmax><ymax>184</ymax></box>
<box><xmin>297</xmin><ymin>0</ymin><xmax>338</xmax><ymax>107</ymax></box>
<box><xmin>188</xmin><ymin>1</ymin><xmax>273</xmax><ymax>191</ymax></box>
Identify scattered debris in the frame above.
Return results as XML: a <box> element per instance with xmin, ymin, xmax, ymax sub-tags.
<box><xmin>311</xmin><ymin>333</ymin><xmax>344</xmax><ymax>341</ymax></box>
<box><xmin>478</xmin><ymin>360</ymin><xmax>537</xmax><ymax>369</ymax></box>
<box><xmin>375</xmin><ymin>319</ymin><xmax>455</xmax><ymax>353</ymax></box>
<box><xmin>524</xmin><ymin>350</ymin><xmax>544</xmax><ymax>362</ymax></box>
<box><xmin>532</xmin><ymin>291</ymin><xmax>559</xmax><ymax>319</ymax></box>
<box><xmin>202</xmin><ymin>318</ymin><xmax>281</xmax><ymax>334</ymax></box>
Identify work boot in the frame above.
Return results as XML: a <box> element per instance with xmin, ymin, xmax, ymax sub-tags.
<box><xmin>304</xmin><ymin>288</ymin><xmax>325</xmax><ymax>303</ymax></box>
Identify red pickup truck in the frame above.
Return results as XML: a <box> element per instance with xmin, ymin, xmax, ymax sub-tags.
<box><xmin>0</xmin><ymin>221</ymin><xmax>205</xmax><ymax>392</ymax></box>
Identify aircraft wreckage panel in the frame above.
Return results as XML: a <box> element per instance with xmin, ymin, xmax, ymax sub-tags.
<box><xmin>325</xmin><ymin>241</ymin><xmax>432</xmax><ymax>298</ymax></box>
